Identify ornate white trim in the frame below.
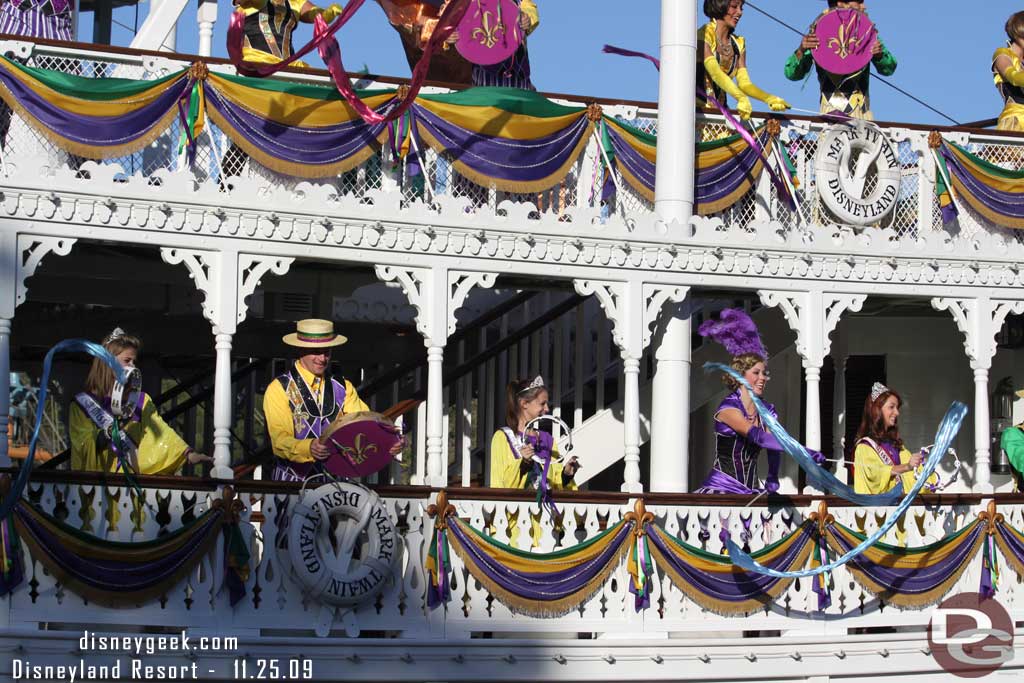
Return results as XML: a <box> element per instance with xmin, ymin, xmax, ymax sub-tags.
<box><xmin>931</xmin><ymin>297</ymin><xmax>1024</xmax><ymax>370</ymax></box>
<box><xmin>16</xmin><ymin>235</ymin><xmax>75</xmax><ymax>308</ymax></box>
<box><xmin>447</xmin><ymin>271</ymin><xmax>497</xmax><ymax>336</ymax></box>
<box><xmin>160</xmin><ymin>247</ymin><xmax>217</xmax><ymax>326</ymax></box>
<box><xmin>758</xmin><ymin>290</ymin><xmax>866</xmax><ymax>367</ymax></box>
<box><xmin>238</xmin><ymin>255</ymin><xmax>293</xmax><ymax>325</ymax></box>
<box><xmin>642</xmin><ymin>284</ymin><xmax>690</xmax><ymax>351</ymax></box>
<box><xmin>375</xmin><ymin>265</ymin><xmax>432</xmax><ymax>342</ymax></box>
<box><xmin>574</xmin><ymin>280</ymin><xmax>631</xmax><ymax>358</ymax></box>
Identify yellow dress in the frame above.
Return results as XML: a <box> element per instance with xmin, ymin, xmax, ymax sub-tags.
<box><xmin>488</xmin><ymin>430</ymin><xmax>577</xmax><ymax>491</ymax></box>
<box><xmin>262</xmin><ymin>361</ymin><xmax>369</xmax><ymax>465</ymax></box>
<box><xmin>853</xmin><ymin>440</ymin><xmax>937</xmax><ymax>495</ymax></box>
<box><xmin>993</xmin><ymin>47</ymin><xmax>1024</xmax><ymax>131</ymax></box>
<box><xmin>70</xmin><ymin>393</ymin><xmax>191</xmax><ymax>476</ymax></box>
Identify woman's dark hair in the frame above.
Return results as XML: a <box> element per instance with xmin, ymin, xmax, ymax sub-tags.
<box><xmin>854</xmin><ymin>389</ymin><xmax>904</xmax><ymax>451</ymax></box>
<box><xmin>505</xmin><ymin>378</ymin><xmax>548</xmax><ymax>431</ymax></box>
<box><xmin>704</xmin><ymin>0</ymin><xmax>741</xmax><ymax>20</ymax></box>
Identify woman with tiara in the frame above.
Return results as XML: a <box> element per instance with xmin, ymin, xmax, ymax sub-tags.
<box><xmin>70</xmin><ymin>328</ymin><xmax>212</xmax><ymax>475</ymax></box>
<box><xmin>852</xmin><ymin>383</ymin><xmax>936</xmax><ymax>495</ymax></box>
<box><xmin>489</xmin><ymin>375</ymin><xmax>579</xmax><ymax>490</ymax></box>
<box><xmin>696</xmin><ymin>309</ymin><xmax>823</xmax><ymax>494</ymax></box>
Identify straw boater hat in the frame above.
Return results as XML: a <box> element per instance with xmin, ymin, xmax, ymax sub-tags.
<box><xmin>282</xmin><ymin>319</ymin><xmax>348</xmax><ymax>348</ymax></box>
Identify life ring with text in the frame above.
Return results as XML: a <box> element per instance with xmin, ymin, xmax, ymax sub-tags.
<box><xmin>287</xmin><ymin>482</ymin><xmax>398</xmax><ymax>607</ymax></box>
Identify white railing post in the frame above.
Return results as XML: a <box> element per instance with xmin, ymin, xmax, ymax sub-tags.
<box><xmin>832</xmin><ymin>354</ymin><xmax>848</xmax><ymax>485</ymax></box>
<box><xmin>197</xmin><ymin>0</ymin><xmax>217</xmax><ymax>58</ymax></box>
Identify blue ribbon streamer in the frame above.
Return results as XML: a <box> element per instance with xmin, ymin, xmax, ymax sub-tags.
<box><xmin>708</xmin><ymin>362</ymin><xmax>913</xmax><ymax>506</ymax></box>
<box><xmin>705</xmin><ymin>362</ymin><xmax>967</xmax><ymax>578</ymax></box>
<box><xmin>0</xmin><ymin>340</ymin><xmax>124</xmax><ymax>521</ymax></box>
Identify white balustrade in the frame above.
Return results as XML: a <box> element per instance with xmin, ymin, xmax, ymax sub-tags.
<box><xmin>4</xmin><ymin>480</ymin><xmax>1019</xmax><ymax>639</ymax></box>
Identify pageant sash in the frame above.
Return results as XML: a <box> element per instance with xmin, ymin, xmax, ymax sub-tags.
<box><xmin>73</xmin><ymin>392</ymin><xmax>139</xmax><ymax>465</ymax></box>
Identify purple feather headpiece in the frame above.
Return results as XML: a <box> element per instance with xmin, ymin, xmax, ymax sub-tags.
<box><xmin>698</xmin><ymin>308</ymin><xmax>767</xmax><ymax>359</ymax></box>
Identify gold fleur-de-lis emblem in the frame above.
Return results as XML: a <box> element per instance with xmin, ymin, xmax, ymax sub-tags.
<box><xmin>828</xmin><ymin>13</ymin><xmax>862</xmax><ymax>60</ymax></box>
<box><xmin>339</xmin><ymin>433</ymin><xmax>378</xmax><ymax>465</ymax></box>
<box><xmin>471</xmin><ymin>10</ymin><xmax>506</xmax><ymax>49</ymax></box>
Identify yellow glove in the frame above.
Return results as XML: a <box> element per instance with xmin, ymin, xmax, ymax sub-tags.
<box><xmin>319</xmin><ymin>2</ymin><xmax>343</xmax><ymax>23</ymax></box>
<box><xmin>703</xmin><ymin>55</ymin><xmax>752</xmax><ymax>120</ymax></box>
<box><xmin>1001</xmin><ymin>60</ymin><xmax>1024</xmax><ymax>88</ymax></box>
<box><xmin>736</xmin><ymin>68</ymin><xmax>790</xmax><ymax>112</ymax></box>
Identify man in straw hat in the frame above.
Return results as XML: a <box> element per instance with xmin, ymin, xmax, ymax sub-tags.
<box><xmin>263</xmin><ymin>319</ymin><xmax>370</xmax><ymax>481</ymax></box>
<box><xmin>1000</xmin><ymin>388</ymin><xmax>1024</xmax><ymax>491</ymax></box>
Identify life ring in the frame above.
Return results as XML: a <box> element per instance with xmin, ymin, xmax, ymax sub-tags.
<box><xmin>287</xmin><ymin>482</ymin><xmax>398</xmax><ymax>607</ymax></box>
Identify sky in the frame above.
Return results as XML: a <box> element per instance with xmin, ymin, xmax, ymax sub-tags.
<box><xmin>81</xmin><ymin>1</ymin><xmax>1021</xmax><ymax>127</ymax></box>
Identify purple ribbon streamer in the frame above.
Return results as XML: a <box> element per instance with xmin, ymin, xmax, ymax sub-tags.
<box><xmin>698</xmin><ymin>469</ymin><xmax>759</xmax><ymax>495</ymax></box>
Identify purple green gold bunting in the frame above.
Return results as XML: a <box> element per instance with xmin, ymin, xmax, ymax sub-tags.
<box><xmin>824</xmin><ymin>519</ymin><xmax>984</xmax><ymax>609</ymax></box>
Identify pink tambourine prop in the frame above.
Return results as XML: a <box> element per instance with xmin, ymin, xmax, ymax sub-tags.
<box><xmin>455</xmin><ymin>0</ymin><xmax>523</xmax><ymax>66</ymax></box>
<box><xmin>320</xmin><ymin>411</ymin><xmax>404</xmax><ymax>478</ymax></box>
<box><xmin>812</xmin><ymin>9</ymin><xmax>877</xmax><ymax>76</ymax></box>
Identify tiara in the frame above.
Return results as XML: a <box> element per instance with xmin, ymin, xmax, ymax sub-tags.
<box><xmin>517</xmin><ymin>375</ymin><xmax>545</xmax><ymax>394</ymax></box>
<box><xmin>870</xmin><ymin>382</ymin><xmax>889</xmax><ymax>402</ymax></box>
<box><xmin>104</xmin><ymin>327</ymin><xmax>126</xmax><ymax>345</ymax></box>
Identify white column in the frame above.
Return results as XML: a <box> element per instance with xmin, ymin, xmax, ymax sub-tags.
<box><xmin>622</xmin><ymin>356</ymin><xmax>642</xmax><ymax>493</ymax></box>
<box><xmin>931</xmin><ymin>296</ymin><xmax>1024</xmax><ymax>494</ymax></box>
<box><xmin>650</xmin><ymin>301</ymin><xmax>691</xmax><ymax>492</ymax></box>
<box><xmin>197</xmin><ymin>0</ymin><xmax>217</xmax><ymax>57</ymax></box>
<box><xmin>974</xmin><ymin>368</ymin><xmax>991</xmax><ymax>493</ymax></box>
<box><xmin>804</xmin><ymin>365</ymin><xmax>822</xmax><ymax>453</ymax></box>
<box><xmin>654</xmin><ymin>0</ymin><xmax>697</xmax><ymax>223</ymax></box>
<box><xmin>211</xmin><ymin>331</ymin><xmax>233</xmax><ymax>478</ymax></box>
<box><xmin>0</xmin><ymin>318</ymin><xmax>10</xmax><ymax>467</ymax></box>
<box><xmin>426</xmin><ymin>345</ymin><xmax>445</xmax><ymax>486</ymax></box>
<box><xmin>832</xmin><ymin>355</ymin><xmax>847</xmax><ymax>484</ymax></box>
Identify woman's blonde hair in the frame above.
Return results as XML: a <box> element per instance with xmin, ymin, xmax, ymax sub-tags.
<box><xmin>84</xmin><ymin>330</ymin><xmax>141</xmax><ymax>398</ymax></box>
<box><xmin>722</xmin><ymin>352</ymin><xmax>765</xmax><ymax>390</ymax></box>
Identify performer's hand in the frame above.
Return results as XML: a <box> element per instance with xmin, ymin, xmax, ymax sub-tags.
<box><xmin>520</xmin><ymin>443</ymin><xmax>535</xmax><ymax>461</ymax></box>
<box><xmin>445</xmin><ymin>30</ymin><xmax>459</xmax><ymax>45</ymax></box>
<box><xmin>310</xmin><ymin>439</ymin><xmax>331</xmax><ymax>461</ymax></box>
<box><xmin>320</xmin><ymin>3</ymin><xmax>343</xmax><ymax>23</ymax></box>
<box><xmin>187</xmin><ymin>450</ymin><xmax>213</xmax><ymax>465</ymax></box>
<box><xmin>518</xmin><ymin>12</ymin><xmax>532</xmax><ymax>32</ymax></box>
<box><xmin>766</xmin><ymin>95</ymin><xmax>790</xmax><ymax>112</ymax></box>
<box><xmin>389</xmin><ymin>439</ymin><xmax>405</xmax><ymax>457</ymax></box>
<box><xmin>736</xmin><ymin>95</ymin><xmax>753</xmax><ymax>120</ymax></box>
<box><xmin>765</xmin><ymin>478</ymin><xmax>781</xmax><ymax>494</ymax></box>
<box><xmin>563</xmin><ymin>456</ymin><xmax>580</xmax><ymax>477</ymax></box>
<box><xmin>808</xmin><ymin>449</ymin><xmax>826</xmax><ymax>466</ymax></box>
<box><xmin>800</xmin><ymin>34</ymin><xmax>819</xmax><ymax>52</ymax></box>
<box><xmin>871</xmin><ymin>40</ymin><xmax>883</xmax><ymax>57</ymax></box>
<box><xmin>907</xmin><ymin>452</ymin><xmax>924</xmax><ymax>469</ymax></box>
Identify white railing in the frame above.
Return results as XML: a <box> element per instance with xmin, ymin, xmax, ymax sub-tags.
<box><xmin>4</xmin><ymin>479</ymin><xmax>1019</xmax><ymax>639</ymax></box>
<box><xmin>1</xmin><ymin>38</ymin><xmax>1022</xmax><ymax>242</ymax></box>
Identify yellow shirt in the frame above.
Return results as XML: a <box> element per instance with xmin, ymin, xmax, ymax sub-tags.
<box><xmin>853</xmin><ymin>440</ymin><xmax>937</xmax><ymax>495</ymax></box>
<box><xmin>70</xmin><ymin>393</ymin><xmax>191</xmax><ymax>476</ymax></box>
<box><xmin>488</xmin><ymin>429</ymin><xmax>577</xmax><ymax>491</ymax></box>
<box><xmin>262</xmin><ymin>361</ymin><xmax>369</xmax><ymax>463</ymax></box>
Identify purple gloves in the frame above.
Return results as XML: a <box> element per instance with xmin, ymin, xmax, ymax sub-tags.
<box><xmin>748</xmin><ymin>426</ymin><xmax>826</xmax><ymax>464</ymax></box>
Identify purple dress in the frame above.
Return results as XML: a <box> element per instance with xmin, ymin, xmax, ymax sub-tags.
<box><xmin>696</xmin><ymin>391</ymin><xmax>779</xmax><ymax>494</ymax></box>
<box><xmin>0</xmin><ymin>0</ymin><xmax>73</xmax><ymax>41</ymax></box>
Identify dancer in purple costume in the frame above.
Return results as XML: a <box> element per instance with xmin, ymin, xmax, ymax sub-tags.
<box><xmin>695</xmin><ymin>309</ymin><xmax>824</xmax><ymax>494</ymax></box>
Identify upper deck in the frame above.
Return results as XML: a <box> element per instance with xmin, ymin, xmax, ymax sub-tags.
<box><xmin>0</xmin><ymin>35</ymin><xmax>1021</xmax><ymax>302</ymax></box>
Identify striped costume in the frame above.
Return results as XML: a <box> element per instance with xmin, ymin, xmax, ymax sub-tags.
<box><xmin>0</xmin><ymin>0</ymin><xmax>73</xmax><ymax>41</ymax></box>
